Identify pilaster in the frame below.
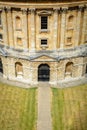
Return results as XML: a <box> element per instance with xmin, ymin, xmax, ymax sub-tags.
<box><xmin>21</xmin><ymin>8</ymin><xmax>28</xmax><ymax>50</ymax></box>
<box><xmin>81</xmin><ymin>5</ymin><xmax>87</xmax><ymax>44</ymax></box>
<box><xmin>6</xmin><ymin>7</ymin><xmax>14</xmax><ymax>47</ymax></box>
<box><xmin>53</xmin><ymin>8</ymin><xmax>60</xmax><ymax>50</ymax></box>
<box><xmin>60</xmin><ymin>7</ymin><xmax>68</xmax><ymax>49</ymax></box>
<box><xmin>75</xmin><ymin>5</ymin><xmax>83</xmax><ymax>46</ymax></box>
<box><xmin>1</xmin><ymin>7</ymin><xmax>8</xmax><ymax>46</ymax></box>
<box><xmin>29</xmin><ymin>8</ymin><xmax>36</xmax><ymax>52</ymax></box>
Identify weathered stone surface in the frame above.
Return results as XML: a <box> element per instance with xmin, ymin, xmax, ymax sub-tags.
<box><xmin>0</xmin><ymin>1</ymin><xmax>87</xmax><ymax>85</ymax></box>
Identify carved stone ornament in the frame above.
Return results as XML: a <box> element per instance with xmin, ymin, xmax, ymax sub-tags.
<box><xmin>61</xmin><ymin>7</ymin><xmax>68</xmax><ymax>13</ymax></box>
<box><xmin>53</xmin><ymin>8</ymin><xmax>60</xmax><ymax>13</ymax></box>
<box><xmin>21</xmin><ymin>8</ymin><xmax>28</xmax><ymax>14</ymax></box>
<box><xmin>28</xmin><ymin>8</ymin><xmax>36</xmax><ymax>14</ymax></box>
<box><xmin>37</xmin><ymin>10</ymin><xmax>52</xmax><ymax>16</ymax></box>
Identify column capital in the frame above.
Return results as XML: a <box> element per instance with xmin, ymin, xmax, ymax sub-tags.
<box><xmin>53</xmin><ymin>7</ymin><xmax>60</xmax><ymax>13</ymax></box>
<box><xmin>0</xmin><ymin>7</ymin><xmax>5</xmax><ymax>12</ymax></box>
<box><xmin>85</xmin><ymin>4</ymin><xmax>87</xmax><ymax>10</ymax></box>
<box><xmin>28</xmin><ymin>8</ymin><xmax>36</xmax><ymax>14</ymax></box>
<box><xmin>78</xmin><ymin>5</ymin><xmax>84</xmax><ymax>11</ymax></box>
<box><xmin>21</xmin><ymin>8</ymin><xmax>28</xmax><ymax>14</ymax></box>
<box><xmin>5</xmin><ymin>7</ymin><xmax>11</xmax><ymax>12</ymax></box>
<box><xmin>61</xmin><ymin>7</ymin><xmax>68</xmax><ymax>13</ymax></box>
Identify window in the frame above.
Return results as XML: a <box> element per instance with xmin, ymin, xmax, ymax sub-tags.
<box><xmin>16</xmin><ymin>16</ymin><xmax>21</xmax><ymax>30</ymax></box>
<box><xmin>86</xmin><ymin>64</ymin><xmax>87</xmax><ymax>74</ymax></box>
<box><xmin>0</xmin><ymin>58</ymin><xmax>3</xmax><ymax>74</ymax></box>
<box><xmin>17</xmin><ymin>38</ymin><xmax>22</xmax><ymax>46</ymax></box>
<box><xmin>67</xmin><ymin>37</ymin><xmax>72</xmax><ymax>44</ymax></box>
<box><xmin>0</xmin><ymin>12</ymin><xmax>2</xmax><ymax>25</ymax></box>
<box><xmin>84</xmin><ymin>34</ymin><xmax>87</xmax><ymax>43</ymax></box>
<box><xmin>0</xmin><ymin>34</ymin><xmax>3</xmax><ymax>41</ymax></box>
<box><xmin>41</xmin><ymin>16</ymin><xmax>48</xmax><ymax>30</ymax></box>
<box><xmin>41</xmin><ymin>39</ymin><xmax>47</xmax><ymax>46</ymax></box>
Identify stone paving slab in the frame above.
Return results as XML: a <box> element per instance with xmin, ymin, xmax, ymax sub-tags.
<box><xmin>37</xmin><ymin>83</ymin><xmax>52</xmax><ymax>130</ymax></box>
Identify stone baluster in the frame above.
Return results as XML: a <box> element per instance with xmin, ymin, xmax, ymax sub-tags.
<box><xmin>60</xmin><ymin>7</ymin><xmax>68</xmax><ymax>49</ymax></box>
<box><xmin>53</xmin><ymin>8</ymin><xmax>60</xmax><ymax>50</ymax></box>
<box><xmin>29</xmin><ymin>8</ymin><xmax>36</xmax><ymax>52</ymax></box>
<box><xmin>6</xmin><ymin>7</ymin><xmax>14</xmax><ymax>47</ymax></box>
<box><xmin>75</xmin><ymin>5</ymin><xmax>83</xmax><ymax>46</ymax></box>
<box><xmin>81</xmin><ymin>5</ymin><xmax>87</xmax><ymax>44</ymax></box>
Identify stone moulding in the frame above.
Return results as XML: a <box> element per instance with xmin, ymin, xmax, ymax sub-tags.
<box><xmin>0</xmin><ymin>44</ymin><xmax>87</xmax><ymax>61</ymax></box>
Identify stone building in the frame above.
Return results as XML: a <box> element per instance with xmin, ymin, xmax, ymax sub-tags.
<box><xmin>0</xmin><ymin>0</ymin><xmax>87</xmax><ymax>85</ymax></box>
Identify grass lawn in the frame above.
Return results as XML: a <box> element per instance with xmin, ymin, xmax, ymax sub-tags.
<box><xmin>52</xmin><ymin>84</ymin><xmax>87</xmax><ymax>130</ymax></box>
<box><xmin>0</xmin><ymin>82</ymin><xmax>37</xmax><ymax>130</ymax></box>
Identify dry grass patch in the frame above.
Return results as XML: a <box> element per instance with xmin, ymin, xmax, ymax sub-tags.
<box><xmin>52</xmin><ymin>84</ymin><xmax>87</xmax><ymax>130</ymax></box>
<box><xmin>0</xmin><ymin>82</ymin><xmax>37</xmax><ymax>130</ymax></box>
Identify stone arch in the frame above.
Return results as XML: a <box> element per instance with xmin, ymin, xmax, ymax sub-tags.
<box><xmin>38</xmin><ymin>64</ymin><xmax>50</xmax><ymax>81</ymax></box>
<box><xmin>16</xmin><ymin>16</ymin><xmax>21</xmax><ymax>30</ymax></box>
<box><xmin>65</xmin><ymin>62</ymin><xmax>73</xmax><ymax>78</ymax></box>
<box><xmin>15</xmin><ymin>62</ymin><xmax>23</xmax><ymax>78</ymax></box>
<box><xmin>0</xmin><ymin>58</ymin><xmax>3</xmax><ymax>75</ymax></box>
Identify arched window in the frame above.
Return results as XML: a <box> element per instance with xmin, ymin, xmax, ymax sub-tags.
<box><xmin>15</xmin><ymin>62</ymin><xmax>23</xmax><ymax>78</ymax></box>
<box><xmin>65</xmin><ymin>62</ymin><xmax>73</xmax><ymax>78</ymax></box>
<box><xmin>68</xmin><ymin>15</ymin><xmax>74</xmax><ymax>27</ymax></box>
<box><xmin>0</xmin><ymin>58</ymin><xmax>3</xmax><ymax>75</ymax></box>
<box><xmin>16</xmin><ymin>16</ymin><xmax>21</xmax><ymax>30</ymax></box>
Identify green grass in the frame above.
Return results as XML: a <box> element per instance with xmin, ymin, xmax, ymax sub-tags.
<box><xmin>0</xmin><ymin>82</ymin><xmax>37</xmax><ymax>130</ymax></box>
<box><xmin>52</xmin><ymin>84</ymin><xmax>87</xmax><ymax>130</ymax></box>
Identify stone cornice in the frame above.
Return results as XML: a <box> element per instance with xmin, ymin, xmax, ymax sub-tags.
<box><xmin>0</xmin><ymin>1</ymin><xmax>87</xmax><ymax>9</ymax></box>
<box><xmin>0</xmin><ymin>44</ymin><xmax>87</xmax><ymax>61</ymax></box>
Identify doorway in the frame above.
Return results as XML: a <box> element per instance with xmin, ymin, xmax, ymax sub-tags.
<box><xmin>38</xmin><ymin>64</ymin><xmax>50</xmax><ymax>81</ymax></box>
<box><xmin>0</xmin><ymin>59</ymin><xmax>3</xmax><ymax>75</ymax></box>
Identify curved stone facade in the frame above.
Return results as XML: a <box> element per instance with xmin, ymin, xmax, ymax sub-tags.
<box><xmin>0</xmin><ymin>1</ymin><xmax>87</xmax><ymax>85</ymax></box>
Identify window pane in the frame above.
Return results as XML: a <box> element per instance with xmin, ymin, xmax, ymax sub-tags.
<box><xmin>41</xmin><ymin>39</ymin><xmax>47</xmax><ymax>45</ymax></box>
<box><xmin>0</xmin><ymin>12</ymin><xmax>1</xmax><ymax>25</ymax></box>
<box><xmin>0</xmin><ymin>34</ymin><xmax>3</xmax><ymax>40</ymax></box>
<box><xmin>41</xmin><ymin>16</ymin><xmax>48</xmax><ymax>29</ymax></box>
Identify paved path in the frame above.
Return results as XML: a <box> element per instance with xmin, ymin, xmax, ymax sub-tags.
<box><xmin>37</xmin><ymin>83</ymin><xmax>52</xmax><ymax>130</ymax></box>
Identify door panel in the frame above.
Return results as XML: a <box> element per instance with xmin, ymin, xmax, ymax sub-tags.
<box><xmin>38</xmin><ymin>64</ymin><xmax>50</xmax><ymax>81</ymax></box>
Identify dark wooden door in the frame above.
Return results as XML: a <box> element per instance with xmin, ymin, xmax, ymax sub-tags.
<box><xmin>38</xmin><ymin>64</ymin><xmax>50</xmax><ymax>81</ymax></box>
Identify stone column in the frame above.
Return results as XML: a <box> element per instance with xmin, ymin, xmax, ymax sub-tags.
<box><xmin>60</xmin><ymin>7</ymin><xmax>68</xmax><ymax>49</ymax></box>
<box><xmin>1</xmin><ymin>8</ymin><xmax>8</xmax><ymax>46</ymax></box>
<box><xmin>29</xmin><ymin>8</ymin><xmax>36</xmax><ymax>52</ymax></box>
<box><xmin>21</xmin><ymin>8</ymin><xmax>28</xmax><ymax>51</ymax></box>
<box><xmin>53</xmin><ymin>8</ymin><xmax>60</xmax><ymax>50</ymax></box>
<box><xmin>75</xmin><ymin>6</ymin><xmax>83</xmax><ymax>46</ymax></box>
<box><xmin>6</xmin><ymin>7</ymin><xmax>14</xmax><ymax>47</ymax></box>
<box><xmin>81</xmin><ymin>5</ymin><xmax>87</xmax><ymax>44</ymax></box>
